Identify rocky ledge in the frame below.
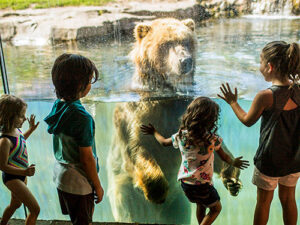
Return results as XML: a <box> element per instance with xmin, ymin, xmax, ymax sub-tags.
<box><xmin>0</xmin><ymin>0</ymin><xmax>299</xmax><ymax>45</ymax></box>
<box><xmin>0</xmin><ymin>0</ymin><xmax>203</xmax><ymax>45</ymax></box>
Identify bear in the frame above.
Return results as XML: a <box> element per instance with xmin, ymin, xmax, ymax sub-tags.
<box><xmin>130</xmin><ymin>18</ymin><xmax>197</xmax><ymax>92</ymax></box>
<box><xmin>107</xmin><ymin>18</ymin><xmax>242</xmax><ymax>224</ymax></box>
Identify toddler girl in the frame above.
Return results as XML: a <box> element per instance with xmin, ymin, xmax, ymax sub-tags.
<box><xmin>141</xmin><ymin>96</ymin><xmax>249</xmax><ymax>225</ymax></box>
<box><xmin>0</xmin><ymin>94</ymin><xmax>40</xmax><ymax>225</ymax></box>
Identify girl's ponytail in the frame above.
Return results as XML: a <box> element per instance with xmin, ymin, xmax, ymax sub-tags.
<box><xmin>286</xmin><ymin>42</ymin><xmax>300</xmax><ymax>86</ymax></box>
<box><xmin>262</xmin><ymin>41</ymin><xmax>300</xmax><ymax>87</ymax></box>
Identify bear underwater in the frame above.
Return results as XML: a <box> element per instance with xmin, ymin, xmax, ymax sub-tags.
<box><xmin>107</xmin><ymin>18</ymin><xmax>242</xmax><ymax>224</ymax></box>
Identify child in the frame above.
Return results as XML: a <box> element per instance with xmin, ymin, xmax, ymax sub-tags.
<box><xmin>0</xmin><ymin>94</ymin><xmax>40</xmax><ymax>225</ymax></box>
<box><xmin>141</xmin><ymin>96</ymin><xmax>249</xmax><ymax>225</ymax></box>
<box><xmin>218</xmin><ymin>41</ymin><xmax>300</xmax><ymax>225</ymax></box>
<box><xmin>44</xmin><ymin>53</ymin><xmax>104</xmax><ymax>225</ymax></box>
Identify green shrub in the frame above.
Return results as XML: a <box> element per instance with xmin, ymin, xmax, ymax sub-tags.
<box><xmin>0</xmin><ymin>0</ymin><xmax>114</xmax><ymax>10</ymax></box>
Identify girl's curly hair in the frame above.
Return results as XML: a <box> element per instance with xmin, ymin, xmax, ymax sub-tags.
<box><xmin>0</xmin><ymin>95</ymin><xmax>27</xmax><ymax>133</ymax></box>
<box><xmin>179</xmin><ymin>97</ymin><xmax>220</xmax><ymax>147</ymax></box>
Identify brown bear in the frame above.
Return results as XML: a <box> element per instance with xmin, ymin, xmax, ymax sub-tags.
<box><xmin>130</xmin><ymin>18</ymin><xmax>197</xmax><ymax>91</ymax></box>
<box><xmin>107</xmin><ymin>18</ymin><xmax>242</xmax><ymax>224</ymax></box>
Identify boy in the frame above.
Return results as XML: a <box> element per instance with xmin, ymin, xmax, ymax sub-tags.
<box><xmin>44</xmin><ymin>53</ymin><xmax>104</xmax><ymax>225</ymax></box>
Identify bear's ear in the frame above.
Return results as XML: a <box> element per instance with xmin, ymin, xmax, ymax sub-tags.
<box><xmin>134</xmin><ymin>23</ymin><xmax>151</xmax><ymax>41</ymax></box>
<box><xmin>182</xmin><ymin>19</ymin><xmax>195</xmax><ymax>32</ymax></box>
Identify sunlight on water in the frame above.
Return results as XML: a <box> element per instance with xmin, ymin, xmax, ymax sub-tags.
<box><xmin>0</xmin><ymin>18</ymin><xmax>300</xmax><ymax>224</ymax></box>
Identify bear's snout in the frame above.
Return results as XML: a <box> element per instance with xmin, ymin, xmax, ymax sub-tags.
<box><xmin>180</xmin><ymin>57</ymin><xmax>193</xmax><ymax>75</ymax></box>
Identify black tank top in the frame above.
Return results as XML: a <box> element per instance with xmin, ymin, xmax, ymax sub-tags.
<box><xmin>254</xmin><ymin>84</ymin><xmax>300</xmax><ymax>177</ymax></box>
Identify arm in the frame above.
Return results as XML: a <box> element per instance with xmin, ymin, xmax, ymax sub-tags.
<box><xmin>0</xmin><ymin>138</ymin><xmax>35</xmax><ymax>176</ymax></box>
<box><xmin>216</xmin><ymin>146</ymin><xmax>249</xmax><ymax>170</ymax></box>
<box><xmin>140</xmin><ymin>124</ymin><xmax>172</xmax><ymax>146</ymax></box>
<box><xmin>218</xmin><ymin>83</ymin><xmax>273</xmax><ymax>127</ymax></box>
<box><xmin>153</xmin><ymin>132</ymin><xmax>172</xmax><ymax>147</ymax></box>
<box><xmin>79</xmin><ymin>146</ymin><xmax>104</xmax><ymax>204</ymax></box>
<box><xmin>23</xmin><ymin>114</ymin><xmax>39</xmax><ymax>139</ymax></box>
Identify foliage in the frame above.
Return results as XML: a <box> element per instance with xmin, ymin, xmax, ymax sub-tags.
<box><xmin>0</xmin><ymin>0</ymin><xmax>114</xmax><ymax>10</ymax></box>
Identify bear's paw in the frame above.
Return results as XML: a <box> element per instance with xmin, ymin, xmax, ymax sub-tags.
<box><xmin>222</xmin><ymin>177</ymin><xmax>242</xmax><ymax>196</ymax></box>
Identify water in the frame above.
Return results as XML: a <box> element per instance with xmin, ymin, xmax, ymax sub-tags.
<box><xmin>0</xmin><ymin>18</ymin><xmax>300</xmax><ymax>224</ymax></box>
<box><xmin>3</xmin><ymin>18</ymin><xmax>300</xmax><ymax>101</ymax></box>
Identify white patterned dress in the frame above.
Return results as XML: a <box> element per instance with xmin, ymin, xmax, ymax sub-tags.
<box><xmin>171</xmin><ymin>130</ymin><xmax>222</xmax><ymax>185</ymax></box>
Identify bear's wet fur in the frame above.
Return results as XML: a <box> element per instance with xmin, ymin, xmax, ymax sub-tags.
<box><xmin>130</xmin><ymin>18</ymin><xmax>197</xmax><ymax>91</ymax></box>
<box><xmin>107</xmin><ymin>18</ymin><xmax>242</xmax><ymax>224</ymax></box>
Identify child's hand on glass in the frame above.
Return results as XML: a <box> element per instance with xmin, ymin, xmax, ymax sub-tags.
<box><xmin>140</xmin><ymin>123</ymin><xmax>156</xmax><ymax>135</ymax></box>
<box><xmin>232</xmin><ymin>156</ymin><xmax>250</xmax><ymax>170</ymax></box>
<box><xmin>218</xmin><ymin>83</ymin><xmax>238</xmax><ymax>105</ymax></box>
<box><xmin>27</xmin><ymin>114</ymin><xmax>39</xmax><ymax>131</ymax></box>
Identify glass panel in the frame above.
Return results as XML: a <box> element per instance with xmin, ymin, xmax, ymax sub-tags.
<box><xmin>0</xmin><ymin>84</ymin><xmax>3</xmax><ymax>95</ymax></box>
<box><xmin>0</xmin><ymin>3</ymin><xmax>299</xmax><ymax>224</ymax></box>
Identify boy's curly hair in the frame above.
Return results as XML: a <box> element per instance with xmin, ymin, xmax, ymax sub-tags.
<box><xmin>0</xmin><ymin>95</ymin><xmax>27</xmax><ymax>133</ymax></box>
<box><xmin>179</xmin><ymin>96</ymin><xmax>220</xmax><ymax>147</ymax></box>
<box><xmin>52</xmin><ymin>53</ymin><xmax>99</xmax><ymax>101</ymax></box>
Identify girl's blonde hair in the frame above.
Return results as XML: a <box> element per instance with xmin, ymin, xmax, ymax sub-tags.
<box><xmin>261</xmin><ymin>41</ymin><xmax>300</xmax><ymax>84</ymax></box>
<box><xmin>0</xmin><ymin>95</ymin><xmax>27</xmax><ymax>133</ymax></box>
<box><xmin>179</xmin><ymin>97</ymin><xmax>220</xmax><ymax>147</ymax></box>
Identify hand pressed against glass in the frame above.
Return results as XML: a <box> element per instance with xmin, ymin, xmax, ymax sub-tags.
<box><xmin>218</xmin><ymin>82</ymin><xmax>272</xmax><ymax>127</ymax></box>
<box><xmin>27</xmin><ymin>114</ymin><xmax>39</xmax><ymax>132</ymax></box>
<box><xmin>217</xmin><ymin>83</ymin><xmax>238</xmax><ymax>105</ymax></box>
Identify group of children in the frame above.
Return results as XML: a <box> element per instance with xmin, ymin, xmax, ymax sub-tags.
<box><xmin>0</xmin><ymin>40</ymin><xmax>299</xmax><ymax>225</ymax></box>
<box><xmin>0</xmin><ymin>54</ymin><xmax>104</xmax><ymax>225</ymax></box>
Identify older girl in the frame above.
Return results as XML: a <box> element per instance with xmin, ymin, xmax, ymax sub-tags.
<box><xmin>219</xmin><ymin>41</ymin><xmax>300</xmax><ymax>225</ymax></box>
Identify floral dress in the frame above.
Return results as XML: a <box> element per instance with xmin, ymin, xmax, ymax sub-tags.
<box><xmin>171</xmin><ymin>130</ymin><xmax>222</xmax><ymax>185</ymax></box>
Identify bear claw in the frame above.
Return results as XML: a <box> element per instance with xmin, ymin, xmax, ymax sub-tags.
<box><xmin>222</xmin><ymin>178</ymin><xmax>243</xmax><ymax>196</ymax></box>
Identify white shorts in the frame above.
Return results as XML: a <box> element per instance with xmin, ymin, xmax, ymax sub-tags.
<box><xmin>252</xmin><ymin>167</ymin><xmax>300</xmax><ymax>191</ymax></box>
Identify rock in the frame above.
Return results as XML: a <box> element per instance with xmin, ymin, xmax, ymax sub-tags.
<box><xmin>0</xmin><ymin>21</ymin><xmax>16</xmax><ymax>41</ymax></box>
<box><xmin>0</xmin><ymin>1</ymin><xmax>210</xmax><ymax>45</ymax></box>
<box><xmin>0</xmin><ymin>0</ymin><xmax>297</xmax><ymax>45</ymax></box>
<box><xmin>197</xmin><ymin>0</ymin><xmax>249</xmax><ymax>17</ymax></box>
<box><xmin>51</xmin><ymin>27</ymin><xmax>77</xmax><ymax>42</ymax></box>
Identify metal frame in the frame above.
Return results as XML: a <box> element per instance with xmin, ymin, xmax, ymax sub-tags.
<box><xmin>0</xmin><ymin>35</ymin><xmax>10</xmax><ymax>94</ymax></box>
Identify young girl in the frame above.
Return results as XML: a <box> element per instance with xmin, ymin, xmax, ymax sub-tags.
<box><xmin>218</xmin><ymin>41</ymin><xmax>300</xmax><ymax>225</ymax></box>
<box><xmin>0</xmin><ymin>94</ymin><xmax>40</xmax><ymax>225</ymax></box>
<box><xmin>141</xmin><ymin>96</ymin><xmax>249</xmax><ymax>225</ymax></box>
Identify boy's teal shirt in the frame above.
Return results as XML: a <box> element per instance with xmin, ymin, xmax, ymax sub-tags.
<box><xmin>44</xmin><ymin>99</ymin><xmax>99</xmax><ymax>172</ymax></box>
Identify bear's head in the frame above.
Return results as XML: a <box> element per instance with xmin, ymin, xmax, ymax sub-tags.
<box><xmin>130</xmin><ymin>18</ymin><xmax>197</xmax><ymax>92</ymax></box>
